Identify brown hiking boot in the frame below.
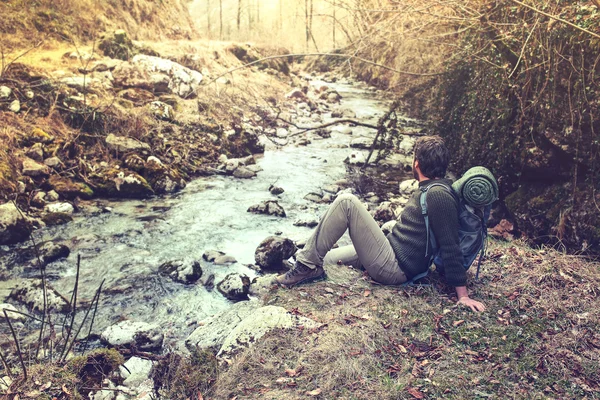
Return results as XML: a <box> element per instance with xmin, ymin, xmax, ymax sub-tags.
<box><xmin>275</xmin><ymin>261</ymin><xmax>325</xmax><ymax>287</ymax></box>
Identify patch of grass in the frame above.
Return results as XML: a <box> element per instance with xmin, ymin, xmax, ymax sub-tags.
<box><xmin>212</xmin><ymin>239</ymin><xmax>600</xmax><ymax>399</ymax></box>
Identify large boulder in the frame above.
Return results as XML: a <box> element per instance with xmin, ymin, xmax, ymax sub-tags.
<box><xmin>113</xmin><ymin>55</ymin><xmax>203</xmax><ymax>98</ymax></box>
<box><xmin>0</xmin><ymin>202</ymin><xmax>33</xmax><ymax>245</ymax></box>
<box><xmin>218</xmin><ymin>306</ymin><xmax>321</xmax><ymax>356</ymax></box>
<box><xmin>158</xmin><ymin>259</ymin><xmax>202</xmax><ymax>284</ymax></box>
<box><xmin>105</xmin><ymin>133</ymin><xmax>151</xmax><ymax>153</ymax></box>
<box><xmin>185</xmin><ymin>301</ymin><xmax>259</xmax><ymax>351</ymax></box>
<box><xmin>98</xmin><ymin>29</ymin><xmax>137</xmax><ymax>61</ymax></box>
<box><xmin>247</xmin><ymin>200</ymin><xmax>286</xmax><ymax>217</ymax></box>
<box><xmin>48</xmin><ymin>176</ymin><xmax>94</xmax><ymax>199</ymax></box>
<box><xmin>10</xmin><ymin>280</ymin><xmax>70</xmax><ymax>313</ymax></box>
<box><xmin>101</xmin><ymin>320</ymin><xmax>164</xmax><ymax>351</ymax></box>
<box><xmin>255</xmin><ymin>236</ymin><xmax>296</xmax><ymax>271</ymax></box>
<box><xmin>217</xmin><ymin>273</ymin><xmax>251</xmax><ymax>301</ymax></box>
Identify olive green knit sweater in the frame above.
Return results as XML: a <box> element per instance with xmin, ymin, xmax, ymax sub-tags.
<box><xmin>387</xmin><ymin>179</ymin><xmax>466</xmax><ymax>287</ymax></box>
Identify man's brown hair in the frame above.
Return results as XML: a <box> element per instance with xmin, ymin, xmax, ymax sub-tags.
<box><xmin>414</xmin><ymin>135</ymin><xmax>450</xmax><ymax>179</ymax></box>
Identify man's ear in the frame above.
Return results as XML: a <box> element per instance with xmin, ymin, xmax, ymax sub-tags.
<box><xmin>414</xmin><ymin>159</ymin><xmax>419</xmax><ymax>171</ymax></box>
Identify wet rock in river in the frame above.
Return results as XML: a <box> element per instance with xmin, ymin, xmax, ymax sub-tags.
<box><xmin>232</xmin><ymin>166</ymin><xmax>256</xmax><ymax>179</ymax></box>
<box><xmin>344</xmin><ymin>151</ymin><xmax>367</xmax><ymax>166</ymax></box>
<box><xmin>247</xmin><ymin>200</ymin><xmax>286</xmax><ymax>217</ymax></box>
<box><xmin>48</xmin><ymin>176</ymin><xmax>94</xmax><ymax>199</ymax></box>
<box><xmin>304</xmin><ymin>191</ymin><xmax>324</xmax><ymax>203</ymax></box>
<box><xmin>41</xmin><ymin>212</ymin><xmax>73</xmax><ymax>227</ymax></box>
<box><xmin>255</xmin><ymin>236</ymin><xmax>296</xmax><ymax>271</ymax></box>
<box><xmin>101</xmin><ymin>320</ymin><xmax>164</xmax><ymax>351</ymax></box>
<box><xmin>269</xmin><ymin>185</ymin><xmax>284</xmax><ymax>195</ymax></box>
<box><xmin>10</xmin><ymin>280</ymin><xmax>70</xmax><ymax>313</ymax></box>
<box><xmin>105</xmin><ymin>133</ymin><xmax>151</xmax><ymax>153</ymax></box>
<box><xmin>285</xmin><ymin>88</ymin><xmax>308</xmax><ymax>102</ymax></box>
<box><xmin>39</xmin><ymin>241</ymin><xmax>70</xmax><ymax>264</ymax></box>
<box><xmin>294</xmin><ymin>218</ymin><xmax>319</xmax><ymax>228</ymax></box>
<box><xmin>202</xmin><ymin>250</ymin><xmax>225</xmax><ymax>262</ymax></box>
<box><xmin>202</xmin><ymin>273</ymin><xmax>215</xmax><ymax>291</ymax></box>
<box><xmin>331</xmin><ymin>107</ymin><xmax>356</xmax><ymax>119</ymax></box>
<box><xmin>158</xmin><ymin>259</ymin><xmax>202</xmax><ymax>284</ymax></box>
<box><xmin>0</xmin><ymin>202</ymin><xmax>33</xmax><ymax>245</ymax></box>
<box><xmin>217</xmin><ymin>273</ymin><xmax>251</xmax><ymax>301</ymax></box>
<box><xmin>213</xmin><ymin>255</ymin><xmax>237</xmax><ymax>265</ymax></box>
<box><xmin>398</xmin><ymin>135</ymin><xmax>416</xmax><ymax>155</ymax></box>
<box><xmin>350</xmin><ymin>137</ymin><xmax>373</xmax><ymax>149</ymax></box>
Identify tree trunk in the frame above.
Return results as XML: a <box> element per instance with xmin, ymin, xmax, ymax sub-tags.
<box><xmin>237</xmin><ymin>0</ymin><xmax>242</xmax><ymax>32</ymax></box>
<box><xmin>206</xmin><ymin>0</ymin><xmax>211</xmax><ymax>38</ymax></box>
<box><xmin>219</xmin><ymin>0</ymin><xmax>223</xmax><ymax>40</ymax></box>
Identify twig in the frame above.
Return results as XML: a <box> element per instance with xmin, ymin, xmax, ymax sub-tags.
<box><xmin>81</xmin><ymin>277</ymin><xmax>102</xmax><ymax>355</ymax></box>
<box><xmin>0</xmin><ymin>349</ymin><xmax>13</xmax><ymax>379</ymax></box>
<box><xmin>3</xmin><ymin>310</ymin><xmax>27</xmax><ymax>381</ymax></box>
<box><xmin>60</xmin><ymin>255</ymin><xmax>81</xmax><ymax>361</ymax></box>
<box><xmin>61</xmin><ymin>279</ymin><xmax>105</xmax><ymax>361</ymax></box>
<box><xmin>279</xmin><ymin>117</ymin><xmax>378</xmax><ymax>137</ymax></box>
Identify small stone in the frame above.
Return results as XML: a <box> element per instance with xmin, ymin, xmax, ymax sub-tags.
<box><xmin>0</xmin><ymin>86</ymin><xmax>11</xmax><ymax>99</ymax></box>
<box><xmin>344</xmin><ymin>151</ymin><xmax>367</xmax><ymax>166</ymax></box>
<box><xmin>9</xmin><ymin>100</ymin><xmax>20</xmax><ymax>113</ymax></box>
<box><xmin>41</xmin><ymin>212</ymin><xmax>73</xmax><ymax>226</ymax></box>
<box><xmin>248</xmin><ymin>200</ymin><xmax>286</xmax><ymax>217</ymax></box>
<box><xmin>255</xmin><ymin>236</ymin><xmax>296</xmax><ymax>271</ymax></box>
<box><xmin>218</xmin><ymin>154</ymin><xmax>228</xmax><ymax>164</ymax></box>
<box><xmin>149</xmin><ymin>101</ymin><xmax>174</xmax><ymax>120</ymax></box>
<box><xmin>44</xmin><ymin>156</ymin><xmax>62</xmax><ymax>168</ymax></box>
<box><xmin>304</xmin><ymin>192</ymin><xmax>323</xmax><ymax>203</ymax></box>
<box><xmin>202</xmin><ymin>250</ymin><xmax>225</xmax><ymax>262</ymax></box>
<box><xmin>217</xmin><ymin>273</ymin><xmax>251</xmax><ymax>301</ymax></box>
<box><xmin>0</xmin><ymin>304</ymin><xmax>25</xmax><ymax>321</ymax></box>
<box><xmin>31</xmin><ymin>191</ymin><xmax>46</xmax><ymax>208</ymax></box>
<box><xmin>25</xmin><ymin>90</ymin><xmax>34</xmax><ymax>99</ymax></box>
<box><xmin>105</xmin><ymin>133</ymin><xmax>150</xmax><ymax>153</ymax></box>
<box><xmin>21</xmin><ymin>157</ymin><xmax>50</xmax><ymax>177</ymax></box>
<box><xmin>25</xmin><ymin>144</ymin><xmax>44</xmax><ymax>162</ymax></box>
<box><xmin>45</xmin><ymin>190</ymin><xmax>60</xmax><ymax>202</ymax></box>
<box><xmin>269</xmin><ymin>185</ymin><xmax>284</xmax><ymax>195</ymax></box>
<box><xmin>44</xmin><ymin>202</ymin><xmax>74</xmax><ymax>215</ymax></box>
<box><xmin>294</xmin><ymin>219</ymin><xmax>318</xmax><ymax>228</ymax></box>
<box><xmin>39</xmin><ymin>241</ymin><xmax>70</xmax><ymax>264</ymax></box>
<box><xmin>158</xmin><ymin>260</ymin><xmax>202</xmax><ymax>283</ymax></box>
<box><xmin>213</xmin><ymin>255</ymin><xmax>237</xmax><ymax>265</ymax></box>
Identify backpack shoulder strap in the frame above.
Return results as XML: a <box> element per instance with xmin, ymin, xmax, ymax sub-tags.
<box><xmin>419</xmin><ymin>183</ymin><xmax>453</xmax><ymax>256</ymax></box>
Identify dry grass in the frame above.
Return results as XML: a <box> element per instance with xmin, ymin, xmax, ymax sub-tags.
<box><xmin>212</xmin><ymin>239</ymin><xmax>600</xmax><ymax>399</ymax></box>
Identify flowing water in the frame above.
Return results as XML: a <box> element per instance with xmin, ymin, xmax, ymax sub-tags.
<box><xmin>0</xmin><ymin>79</ymin><xmax>392</xmax><ymax>348</ymax></box>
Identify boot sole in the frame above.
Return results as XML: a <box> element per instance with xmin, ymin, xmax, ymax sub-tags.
<box><xmin>281</xmin><ymin>272</ymin><xmax>327</xmax><ymax>288</ymax></box>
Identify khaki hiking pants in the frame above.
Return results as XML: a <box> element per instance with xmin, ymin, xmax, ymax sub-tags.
<box><xmin>296</xmin><ymin>193</ymin><xmax>407</xmax><ymax>285</ymax></box>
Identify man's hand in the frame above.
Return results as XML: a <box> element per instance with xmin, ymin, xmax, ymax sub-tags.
<box><xmin>458</xmin><ymin>296</ymin><xmax>486</xmax><ymax>312</ymax></box>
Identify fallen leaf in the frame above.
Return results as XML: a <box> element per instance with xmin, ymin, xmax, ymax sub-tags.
<box><xmin>276</xmin><ymin>377</ymin><xmax>290</xmax><ymax>384</ymax></box>
<box><xmin>306</xmin><ymin>388</ymin><xmax>322</xmax><ymax>396</ymax></box>
<box><xmin>407</xmin><ymin>387</ymin><xmax>425</xmax><ymax>399</ymax></box>
<box><xmin>363</xmin><ymin>289</ymin><xmax>371</xmax><ymax>297</ymax></box>
<box><xmin>285</xmin><ymin>368</ymin><xmax>299</xmax><ymax>377</ymax></box>
<box><xmin>324</xmin><ymin>287</ymin><xmax>334</xmax><ymax>294</ymax></box>
<box><xmin>40</xmin><ymin>382</ymin><xmax>52</xmax><ymax>391</ymax></box>
<box><xmin>62</xmin><ymin>385</ymin><xmax>71</xmax><ymax>395</ymax></box>
<box><xmin>197</xmin><ymin>391</ymin><xmax>204</xmax><ymax>400</ymax></box>
<box><xmin>453</xmin><ymin>320</ymin><xmax>465</xmax><ymax>327</ymax></box>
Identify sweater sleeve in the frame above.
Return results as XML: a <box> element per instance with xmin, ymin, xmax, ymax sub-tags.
<box><xmin>427</xmin><ymin>188</ymin><xmax>467</xmax><ymax>287</ymax></box>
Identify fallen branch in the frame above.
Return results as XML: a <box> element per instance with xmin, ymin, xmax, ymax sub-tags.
<box><xmin>279</xmin><ymin>117</ymin><xmax>378</xmax><ymax>137</ymax></box>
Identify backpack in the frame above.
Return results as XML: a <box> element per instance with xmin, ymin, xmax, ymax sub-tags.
<box><xmin>404</xmin><ymin>182</ymin><xmax>492</xmax><ymax>285</ymax></box>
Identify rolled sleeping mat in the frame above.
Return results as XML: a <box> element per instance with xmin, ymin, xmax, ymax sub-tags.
<box><xmin>452</xmin><ymin>166</ymin><xmax>499</xmax><ymax>207</ymax></box>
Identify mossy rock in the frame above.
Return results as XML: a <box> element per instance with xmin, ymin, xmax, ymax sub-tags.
<box><xmin>67</xmin><ymin>348</ymin><xmax>124</xmax><ymax>397</ymax></box>
<box><xmin>49</xmin><ymin>176</ymin><xmax>94</xmax><ymax>200</ymax></box>
<box><xmin>98</xmin><ymin>29</ymin><xmax>137</xmax><ymax>61</ymax></box>
<box><xmin>90</xmin><ymin>167</ymin><xmax>154</xmax><ymax>199</ymax></box>
<box><xmin>42</xmin><ymin>212</ymin><xmax>73</xmax><ymax>226</ymax></box>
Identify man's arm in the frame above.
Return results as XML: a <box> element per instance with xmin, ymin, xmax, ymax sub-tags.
<box><xmin>455</xmin><ymin>286</ymin><xmax>486</xmax><ymax>312</ymax></box>
<box><xmin>428</xmin><ymin>188</ymin><xmax>486</xmax><ymax>313</ymax></box>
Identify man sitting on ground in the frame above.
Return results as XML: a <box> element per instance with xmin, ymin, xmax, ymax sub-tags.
<box><xmin>275</xmin><ymin>135</ymin><xmax>485</xmax><ymax>312</ymax></box>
